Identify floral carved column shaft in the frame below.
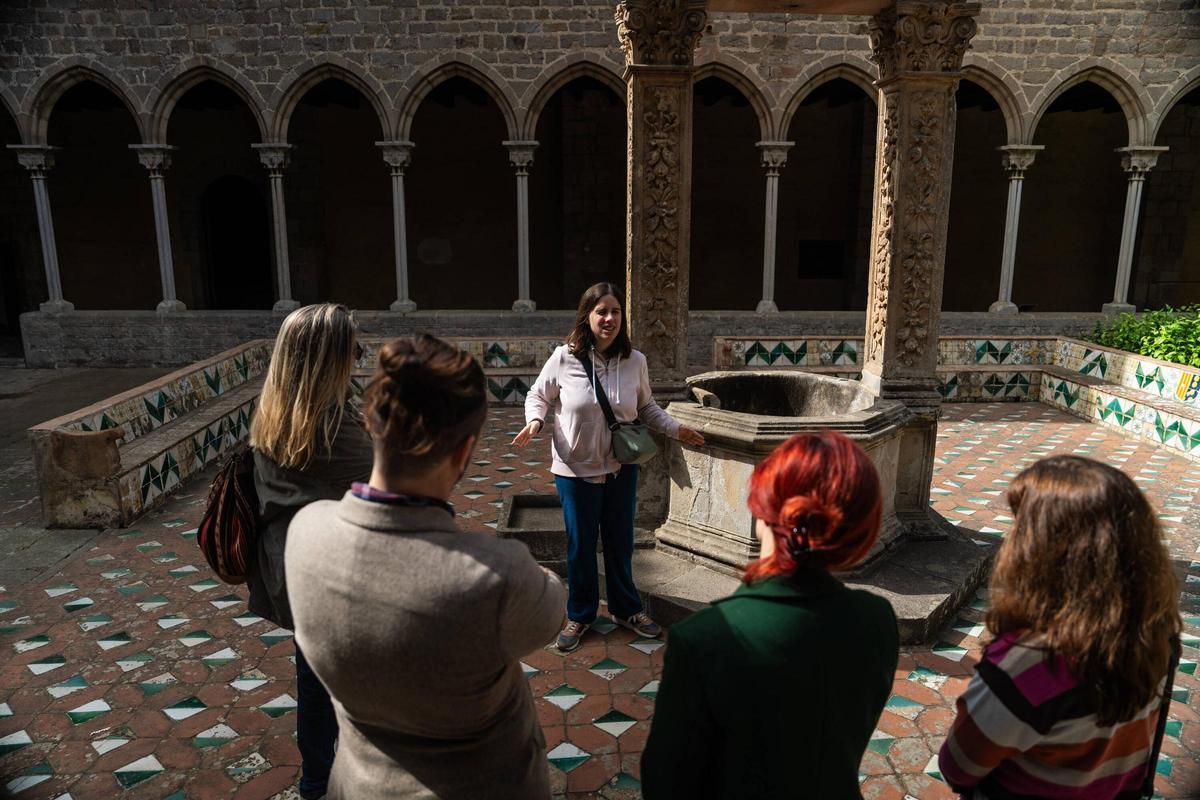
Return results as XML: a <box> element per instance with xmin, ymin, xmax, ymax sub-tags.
<box><xmin>130</xmin><ymin>145</ymin><xmax>186</xmax><ymax>312</ymax></box>
<box><xmin>8</xmin><ymin>145</ymin><xmax>72</xmax><ymax>312</ymax></box>
<box><xmin>252</xmin><ymin>143</ymin><xmax>300</xmax><ymax>313</ymax></box>
<box><xmin>616</xmin><ymin>0</ymin><xmax>707</xmax><ymax>381</ymax></box>
<box><xmin>861</xmin><ymin>1</ymin><xmax>979</xmax><ymax>521</ymax></box>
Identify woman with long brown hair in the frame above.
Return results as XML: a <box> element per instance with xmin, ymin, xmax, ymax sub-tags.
<box><xmin>513</xmin><ymin>281</ymin><xmax>704</xmax><ymax>651</ymax></box>
<box><xmin>939</xmin><ymin>455</ymin><xmax>1181</xmax><ymax>799</ymax></box>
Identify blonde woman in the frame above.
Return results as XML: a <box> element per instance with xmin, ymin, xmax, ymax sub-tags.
<box><xmin>249</xmin><ymin>303</ymin><xmax>373</xmax><ymax>800</ymax></box>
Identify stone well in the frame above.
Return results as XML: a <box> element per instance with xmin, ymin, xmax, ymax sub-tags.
<box><xmin>655</xmin><ymin>370</ymin><xmax>913</xmax><ymax>574</ymax></box>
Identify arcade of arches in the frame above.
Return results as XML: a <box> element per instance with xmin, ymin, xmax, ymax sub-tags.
<box><xmin>3</xmin><ymin>69</ymin><xmax>1200</xmax><ymax>351</ymax></box>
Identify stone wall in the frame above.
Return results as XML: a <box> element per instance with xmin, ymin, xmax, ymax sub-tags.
<box><xmin>20</xmin><ymin>308</ymin><xmax>1105</xmax><ymax>368</ymax></box>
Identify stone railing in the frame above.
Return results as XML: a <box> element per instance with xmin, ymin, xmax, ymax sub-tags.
<box><xmin>29</xmin><ymin>340</ymin><xmax>271</xmax><ymax>528</ymax></box>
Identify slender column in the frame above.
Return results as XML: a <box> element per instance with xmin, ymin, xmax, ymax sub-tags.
<box><xmin>377</xmin><ymin>141</ymin><xmax>417</xmax><ymax>312</ymax></box>
<box><xmin>616</xmin><ymin>0</ymin><xmax>707</xmax><ymax>381</ymax></box>
<box><xmin>8</xmin><ymin>145</ymin><xmax>72</xmax><ymax>312</ymax></box>
<box><xmin>504</xmin><ymin>140</ymin><xmax>538</xmax><ymax>312</ymax></box>
<box><xmin>252</xmin><ymin>143</ymin><xmax>299</xmax><ymax>312</ymax></box>
<box><xmin>755</xmin><ymin>141</ymin><xmax>792</xmax><ymax>314</ymax></box>
<box><xmin>129</xmin><ymin>145</ymin><xmax>185</xmax><ymax>312</ymax></box>
<box><xmin>990</xmin><ymin>144</ymin><xmax>1042</xmax><ymax>313</ymax></box>
<box><xmin>862</xmin><ymin>1</ymin><xmax>979</xmax><ymax>522</ymax></box>
<box><xmin>1103</xmin><ymin>145</ymin><xmax>1169</xmax><ymax>314</ymax></box>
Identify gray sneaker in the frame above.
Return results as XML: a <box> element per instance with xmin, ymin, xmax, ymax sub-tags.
<box><xmin>556</xmin><ymin>620</ymin><xmax>590</xmax><ymax>652</ymax></box>
<box><xmin>618</xmin><ymin>611</ymin><xmax>662</xmax><ymax>638</ymax></box>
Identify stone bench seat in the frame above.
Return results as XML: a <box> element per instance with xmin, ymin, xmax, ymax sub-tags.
<box><xmin>30</xmin><ymin>341</ymin><xmax>270</xmax><ymax>529</ymax></box>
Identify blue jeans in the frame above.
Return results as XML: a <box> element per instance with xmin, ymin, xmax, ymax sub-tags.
<box><xmin>555</xmin><ymin>465</ymin><xmax>644</xmax><ymax>624</ymax></box>
<box><xmin>295</xmin><ymin>644</ymin><xmax>338</xmax><ymax>799</ymax></box>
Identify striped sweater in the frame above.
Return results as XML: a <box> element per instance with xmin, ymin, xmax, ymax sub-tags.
<box><xmin>938</xmin><ymin>632</ymin><xmax>1165</xmax><ymax>800</ymax></box>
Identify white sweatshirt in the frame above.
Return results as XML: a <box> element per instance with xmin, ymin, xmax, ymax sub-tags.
<box><xmin>524</xmin><ymin>345</ymin><xmax>681</xmax><ymax>478</ymax></box>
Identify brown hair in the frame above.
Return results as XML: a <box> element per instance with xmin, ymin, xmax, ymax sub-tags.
<box><xmin>565</xmin><ymin>282</ymin><xmax>632</xmax><ymax>358</ymax></box>
<box><xmin>988</xmin><ymin>455</ymin><xmax>1180</xmax><ymax>725</ymax></box>
<box><xmin>744</xmin><ymin>431</ymin><xmax>882</xmax><ymax>580</ymax></box>
<box><xmin>362</xmin><ymin>334</ymin><xmax>488</xmax><ymax>477</ymax></box>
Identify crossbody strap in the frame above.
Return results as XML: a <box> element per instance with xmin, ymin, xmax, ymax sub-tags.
<box><xmin>1141</xmin><ymin>634</ymin><xmax>1181</xmax><ymax>799</ymax></box>
<box><xmin>577</xmin><ymin>352</ymin><xmax>621</xmax><ymax>431</ymax></box>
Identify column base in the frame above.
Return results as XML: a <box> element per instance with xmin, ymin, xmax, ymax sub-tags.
<box><xmin>390</xmin><ymin>298</ymin><xmax>417</xmax><ymax>313</ymax></box>
<box><xmin>988</xmin><ymin>300</ymin><xmax>1018</xmax><ymax>314</ymax></box>
<box><xmin>156</xmin><ymin>299</ymin><xmax>187</xmax><ymax>313</ymax></box>
<box><xmin>39</xmin><ymin>299</ymin><xmax>74</xmax><ymax>313</ymax></box>
<box><xmin>273</xmin><ymin>299</ymin><xmax>301</xmax><ymax>312</ymax></box>
<box><xmin>1102</xmin><ymin>302</ymin><xmax>1135</xmax><ymax>315</ymax></box>
<box><xmin>755</xmin><ymin>299</ymin><xmax>779</xmax><ymax>314</ymax></box>
<box><xmin>512</xmin><ymin>299</ymin><xmax>537</xmax><ymax>312</ymax></box>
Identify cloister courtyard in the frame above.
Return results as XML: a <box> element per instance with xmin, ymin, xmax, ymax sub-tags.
<box><xmin>0</xmin><ymin>390</ymin><xmax>1198</xmax><ymax>799</ymax></box>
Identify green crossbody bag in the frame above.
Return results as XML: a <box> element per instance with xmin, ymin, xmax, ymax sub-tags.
<box><xmin>579</xmin><ymin>353</ymin><xmax>659</xmax><ymax>465</ymax></box>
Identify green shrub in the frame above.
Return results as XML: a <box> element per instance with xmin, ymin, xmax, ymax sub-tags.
<box><xmin>1090</xmin><ymin>305</ymin><xmax>1200</xmax><ymax>369</ymax></box>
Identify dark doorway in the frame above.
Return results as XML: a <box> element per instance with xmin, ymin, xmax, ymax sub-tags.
<box><xmin>0</xmin><ymin>103</ymin><xmax>38</xmax><ymax>357</ymax></box>
<box><xmin>201</xmin><ymin>176</ymin><xmax>273</xmax><ymax>309</ymax></box>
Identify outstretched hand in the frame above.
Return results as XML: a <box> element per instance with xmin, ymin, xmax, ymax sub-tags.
<box><xmin>512</xmin><ymin>420</ymin><xmax>542</xmax><ymax>448</ymax></box>
<box><xmin>677</xmin><ymin>426</ymin><xmax>705</xmax><ymax>446</ymax></box>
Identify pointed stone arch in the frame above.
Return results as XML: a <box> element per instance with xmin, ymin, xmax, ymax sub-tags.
<box><xmin>26</xmin><ymin>59</ymin><xmax>146</xmax><ymax>144</ymax></box>
<box><xmin>395</xmin><ymin>57</ymin><xmax>519</xmax><ymax>141</ymax></box>
<box><xmin>1152</xmin><ymin>66</ymin><xmax>1200</xmax><ymax>144</ymax></box>
<box><xmin>520</xmin><ymin>56</ymin><xmax>626</xmax><ymax>140</ymax></box>
<box><xmin>270</xmin><ymin>58</ymin><xmax>390</xmax><ymax>142</ymax></box>
<box><xmin>149</xmin><ymin>59</ymin><xmax>269</xmax><ymax>143</ymax></box>
<box><xmin>1028</xmin><ymin>60</ymin><xmax>1147</xmax><ymax>146</ymax></box>
<box><xmin>778</xmin><ymin>57</ymin><xmax>877</xmax><ymax>140</ymax></box>
<box><xmin>693</xmin><ymin>58</ymin><xmax>774</xmax><ymax>142</ymax></box>
<box><xmin>961</xmin><ymin>59</ymin><xmax>1025</xmax><ymax>144</ymax></box>
<box><xmin>0</xmin><ymin>86</ymin><xmax>23</xmax><ymax>143</ymax></box>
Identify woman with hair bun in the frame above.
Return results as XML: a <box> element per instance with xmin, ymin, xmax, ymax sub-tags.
<box><xmin>285</xmin><ymin>334</ymin><xmax>566</xmax><ymax>800</ymax></box>
<box><xmin>641</xmin><ymin>431</ymin><xmax>899</xmax><ymax>799</ymax></box>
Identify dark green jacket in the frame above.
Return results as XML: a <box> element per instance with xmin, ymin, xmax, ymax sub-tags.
<box><xmin>641</xmin><ymin>568</ymin><xmax>899</xmax><ymax>800</ymax></box>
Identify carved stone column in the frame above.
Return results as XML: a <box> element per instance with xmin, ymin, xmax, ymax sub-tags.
<box><xmin>252</xmin><ymin>143</ymin><xmax>300</xmax><ymax>312</ymax></box>
<box><xmin>756</xmin><ymin>141</ymin><xmax>792</xmax><ymax>314</ymax></box>
<box><xmin>861</xmin><ymin>1</ymin><xmax>979</xmax><ymax>524</ymax></box>
<box><xmin>8</xmin><ymin>145</ymin><xmax>72</xmax><ymax>312</ymax></box>
<box><xmin>130</xmin><ymin>145</ymin><xmax>186</xmax><ymax>312</ymax></box>
<box><xmin>504</xmin><ymin>140</ymin><xmax>538</xmax><ymax>312</ymax></box>
<box><xmin>990</xmin><ymin>144</ymin><xmax>1042</xmax><ymax>314</ymax></box>
<box><xmin>378</xmin><ymin>141</ymin><xmax>417</xmax><ymax>312</ymax></box>
<box><xmin>616</xmin><ymin>0</ymin><xmax>707</xmax><ymax>381</ymax></box>
<box><xmin>1103</xmin><ymin>145</ymin><xmax>1169</xmax><ymax>314</ymax></box>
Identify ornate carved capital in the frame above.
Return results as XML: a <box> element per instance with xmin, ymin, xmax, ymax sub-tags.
<box><xmin>998</xmin><ymin>144</ymin><xmax>1043</xmax><ymax>179</ymax></box>
<box><xmin>1117</xmin><ymin>145</ymin><xmax>1168</xmax><ymax>176</ymax></box>
<box><xmin>757</xmin><ymin>141</ymin><xmax>793</xmax><ymax>177</ymax></box>
<box><xmin>130</xmin><ymin>144</ymin><xmax>177</xmax><ymax>176</ymax></box>
<box><xmin>868</xmin><ymin>1</ymin><xmax>980</xmax><ymax>81</ymax></box>
<box><xmin>615</xmin><ymin>0</ymin><xmax>707</xmax><ymax>67</ymax></box>
<box><xmin>7</xmin><ymin>145</ymin><xmax>57</xmax><ymax>177</ymax></box>
<box><xmin>252</xmin><ymin>143</ymin><xmax>293</xmax><ymax>175</ymax></box>
<box><xmin>502</xmin><ymin>140</ymin><xmax>539</xmax><ymax>175</ymax></box>
<box><xmin>376</xmin><ymin>140</ymin><xmax>415</xmax><ymax>174</ymax></box>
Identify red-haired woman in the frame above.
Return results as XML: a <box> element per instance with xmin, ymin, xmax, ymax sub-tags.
<box><xmin>938</xmin><ymin>456</ymin><xmax>1180</xmax><ymax>800</ymax></box>
<box><xmin>641</xmin><ymin>431</ymin><xmax>899</xmax><ymax>798</ymax></box>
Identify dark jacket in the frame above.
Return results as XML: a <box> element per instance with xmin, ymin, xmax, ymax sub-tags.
<box><xmin>249</xmin><ymin>413</ymin><xmax>374</xmax><ymax>630</ymax></box>
<box><xmin>640</xmin><ymin>568</ymin><xmax>899</xmax><ymax>800</ymax></box>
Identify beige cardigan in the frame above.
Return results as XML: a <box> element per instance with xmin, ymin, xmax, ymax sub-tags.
<box><xmin>285</xmin><ymin>492</ymin><xmax>566</xmax><ymax>800</ymax></box>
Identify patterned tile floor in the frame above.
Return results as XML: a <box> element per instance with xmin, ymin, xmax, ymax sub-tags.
<box><xmin>1</xmin><ymin>404</ymin><xmax>1199</xmax><ymax>799</ymax></box>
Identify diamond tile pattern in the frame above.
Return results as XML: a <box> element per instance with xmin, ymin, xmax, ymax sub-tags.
<box><xmin>2</xmin><ymin>405</ymin><xmax>1199</xmax><ymax>799</ymax></box>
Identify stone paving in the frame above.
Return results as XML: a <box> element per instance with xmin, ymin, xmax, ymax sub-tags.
<box><xmin>0</xmin><ymin>403</ymin><xmax>1198</xmax><ymax>799</ymax></box>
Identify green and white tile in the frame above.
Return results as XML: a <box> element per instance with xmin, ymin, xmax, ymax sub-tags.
<box><xmin>543</xmin><ymin>684</ymin><xmax>585</xmax><ymax>711</ymax></box>
<box><xmin>520</xmin><ymin>661</ymin><xmax>538</xmax><ymax>680</ymax></box>
<box><xmin>883</xmin><ymin>695</ymin><xmax>923</xmax><ymax>720</ymax></box>
<box><xmin>932</xmin><ymin>641</ymin><xmax>969</xmax><ymax>662</ymax></box>
<box><xmin>590</xmin><ymin>616</ymin><xmax>617</xmax><ymax>635</ymax></box>
<box><xmin>27</xmin><ymin>653</ymin><xmax>66</xmax><ymax>675</ymax></box>
<box><xmin>115</xmin><ymin>652</ymin><xmax>153</xmax><ymax>672</ymax></box>
<box><xmin>178</xmin><ymin>630</ymin><xmax>212</xmax><ymax>647</ymax></box>
<box><xmin>593</xmin><ymin>709</ymin><xmax>636</xmax><ymax>738</ymax></box>
<box><xmin>156</xmin><ymin>613</ymin><xmax>189</xmax><ymax>630</ymax></box>
<box><xmin>194</xmin><ymin>723</ymin><xmax>238</xmax><ymax>748</ymax></box>
<box><xmin>78</xmin><ymin>613</ymin><xmax>113</xmax><ymax>632</ymax></box>
<box><xmin>867</xmin><ymin>730</ymin><xmax>894</xmax><ymax>755</ymax></box>
<box><xmin>628</xmin><ymin>637</ymin><xmax>665</xmax><ymax>655</ymax></box>
<box><xmin>202</xmin><ymin>647</ymin><xmax>238</xmax><ymax>668</ymax></box>
<box><xmin>114</xmin><ymin>754</ymin><xmax>164</xmax><ymax>788</ymax></box>
<box><xmin>14</xmin><ymin>634</ymin><xmax>49</xmax><ymax>653</ymax></box>
<box><xmin>588</xmin><ymin>657</ymin><xmax>626</xmax><ymax>681</ymax></box>
<box><xmin>0</xmin><ymin>702</ymin><xmax>10</xmax><ymax>717</ymax></box>
<box><xmin>136</xmin><ymin>595</ymin><xmax>169</xmax><ymax>612</ymax></box>
<box><xmin>230</xmin><ymin>670</ymin><xmax>269</xmax><ymax>692</ymax></box>
<box><xmin>62</xmin><ymin>596</ymin><xmax>94</xmax><ymax>613</ymax></box>
<box><xmin>163</xmin><ymin>696</ymin><xmax>206</xmax><ymax>721</ymax></box>
<box><xmin>210</xmin><ymin>594</ymin><xmax>242</xmax><ymax>610</ymax></box>
<box><xmin>547</xmin><ymin>742</ymin><xmax>590</xmax><ymax>773</ymax></box>
<box><xmin>260</xmin><ymin>693</ymin><xmax>298</xmax><ymax>718</ymax></box>
<box><xmin>227</xmin><ymin>751</ymin><xmax>271</xmax><ymax>783</ymax></box>
<box><xmin>138</xmin><ymin>672</ymin><xmax>177</xmax><ymax>695</ymax></box>
<box><xmin>151</xmin><ymin>550</ymin><xmax>180</xmax><ymax>564</ymax></box>
<box><xmin>907</xmin><ymin>666</ymin><xmax>948</xmax><ymax>692</ymax></box>
<box><xmin>92</xmin><ymin>735</ymin><xmax>131</xmax><ymax>755</ymax></box>
<box><xmin>47</xmin><ymin>674</ymin><xmax>88</xmax><ymax>698</ymax></box>
<box><xmin>97</xmin><ymin>631</ymin><xmax>133</xmax><ymax>651</ymax></box>
<box><xmin>116</xmin><ymin>581</ymin><xmax>149</xmax><ymax>596</ymax></box>
<box><xmin>189</xmin><ymin>578</ymin><xmax>220</xmax><ymax>593</ymax></box>
<box><xmin>638</xmin><ymin>680</ymin><xmax>659</xmax><ymax>700</ymax></box>
<box><xmin>101</xmin><ymin>567</ymin><xmax>132</xmax><ymax>579</ymax></box>
<box><xmin>924</xmin><ymin>754</ymin><xmax>944</xmax><ymax>781</ymax></box>
<box><xmin>4</xmin><ymin>761</ymin><xmax>51</xmax><ymax>794</ymax></box>
<box><xmin>67</xmin><ymin>699</ymin><xmax>111</xmax><ymax>725</ymax></box>
<box><xmin>45</xmin><ymin>582</ymin><xmax>77</xmax><ymax>598</ymax></box>
<box><xmin>169</xmin><ymin>564</ymin><xmax>200</xmax><ymax>578</ymax></box>
<box><xmin>0</xmin><ymin>729</ymin><xmax>33</xmax><ymax>756</ymax></box>
<box><xmin>259</xmin><ymin>627</ymin><xmax>293</xmax><ymax>647</ymax></box>
<box><xmin>233</xmin><ymin>611</ymin><xmax>265</xmax><ymax>627</ymax></box>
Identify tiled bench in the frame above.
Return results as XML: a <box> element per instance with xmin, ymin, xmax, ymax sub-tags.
<box><xmin>29</xmin><ymin>341</ymin><xmax>271</xmax><ymax>529</ymax></box>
